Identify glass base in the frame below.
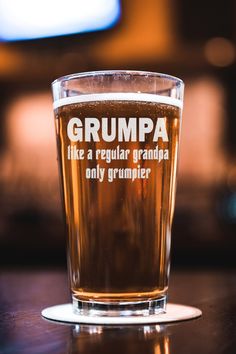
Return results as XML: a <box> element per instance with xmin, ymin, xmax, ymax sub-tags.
<box><xmin>72</xmin><ymin>296</ymin><xmax>166</xmax><ymax>317</ymax></box>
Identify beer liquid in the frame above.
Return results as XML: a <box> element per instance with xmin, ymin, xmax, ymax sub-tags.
<box><xmin>55</xmin><ymin>95</ymin><xmax>180</xmax><ymax>302</ymax></box>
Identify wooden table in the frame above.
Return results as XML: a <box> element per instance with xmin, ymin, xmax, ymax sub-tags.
<box><xmin>0</xmin><ymin>269</ymin><xmax>235</xmax><ymax>354</ymax></box>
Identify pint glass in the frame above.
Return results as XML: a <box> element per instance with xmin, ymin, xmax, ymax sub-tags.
<box><xmin>52</xmin><ymin>70</ymin><xmax>184</xmax><ymax>316</ymax></box>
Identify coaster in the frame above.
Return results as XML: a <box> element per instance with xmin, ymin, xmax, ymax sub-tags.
<box><xmin>41</xmin><ymin>303</ymin><xmax>202</xmax><ymax>325</ymax></box>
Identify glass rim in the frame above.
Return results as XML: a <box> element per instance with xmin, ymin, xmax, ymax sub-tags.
<box><xmin>51</xmin><ymin>70</ymin><xmax>184</xmax><ymax>87</ymax></box>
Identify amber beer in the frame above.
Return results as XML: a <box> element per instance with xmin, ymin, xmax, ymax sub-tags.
<box><xmin>52</xmin><ymin>71</ymin><xmax>184</xmax><ymax>316</ymax></box>
<box><xmin>54</xmin><ymin>91</ymin><xmax>181</xmax><ymax>314</ymax></box>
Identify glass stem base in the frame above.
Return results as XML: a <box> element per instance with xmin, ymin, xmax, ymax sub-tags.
<box><xmin>72</xmin><ymin>295</ymin><xmax>166</xmax><ymax>317</ymax></box>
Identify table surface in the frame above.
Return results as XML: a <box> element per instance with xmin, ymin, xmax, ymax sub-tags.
<box><xmin>0</xmin><ymin>269</ymin><xmax>236</xmax><ymax>354</ymax></box>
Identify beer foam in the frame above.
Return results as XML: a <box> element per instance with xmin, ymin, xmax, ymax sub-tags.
<box><xmin>53</xmin><ymin>93</ymin><xmax>183</xmax><ymax>110</ymax></box>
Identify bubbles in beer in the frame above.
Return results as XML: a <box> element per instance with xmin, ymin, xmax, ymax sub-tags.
<box><xmin>55</xmin><ymin>95</ymin><xmax>180</xmax><ymax>303</ymax></box>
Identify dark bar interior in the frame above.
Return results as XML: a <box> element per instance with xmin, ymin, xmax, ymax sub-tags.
<box><xmin>0</xmin><ymin>0</ymin><xmax>236</xmax><ymax>268</ymax></box>
<box><xmin>1</xmin><ymin>1</ymin><xmax>236</xmax><ymax>353</ymax></box>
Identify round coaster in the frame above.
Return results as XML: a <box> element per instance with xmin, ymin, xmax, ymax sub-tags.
<box><xmin>41</xmin><ymin>303</ymin><xmax>202</xmax><ymax>325</ymax></box>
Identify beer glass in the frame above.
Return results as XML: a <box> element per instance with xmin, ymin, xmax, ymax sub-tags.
<box><xmin>52</xmin><ymin>70</ymin><xmax>184</xmax><ymax>317</ymax></box>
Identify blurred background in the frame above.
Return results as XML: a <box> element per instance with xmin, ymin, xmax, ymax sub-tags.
<box><xmin>0</xmin><ymin>0</ymin><xmax>236</xmax><ymax>268</ymax></box>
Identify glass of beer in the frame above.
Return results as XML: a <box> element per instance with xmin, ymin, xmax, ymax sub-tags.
<box><xmin>52</xmin><ymin>70</ymin><xmax>184</xmax><ymax>317</ymax></box>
